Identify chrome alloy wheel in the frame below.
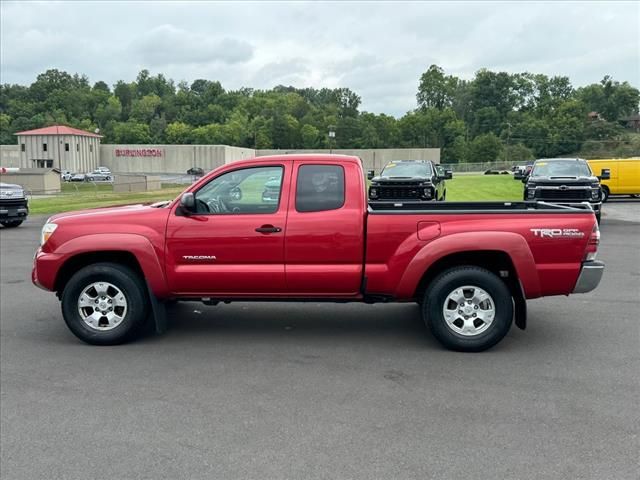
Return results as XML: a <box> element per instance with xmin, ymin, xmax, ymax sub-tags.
<box><xmin>77</xmin><ymin>282</ymin><xmax>127</xmax><ymax>331</ymax></box>
<box><xmin>442</xmin><ymin>285</ymin><xmax>495</xmax><ymax>336</ymax></box>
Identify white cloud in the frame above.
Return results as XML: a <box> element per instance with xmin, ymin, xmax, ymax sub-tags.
<box><xmin>1</xmin><ymin>0</ymin><xmax>638</xmax><ymax>116</ymax></box>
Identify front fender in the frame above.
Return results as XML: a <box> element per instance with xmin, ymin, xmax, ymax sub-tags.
<box><xmin>54</xmin><ymin>233</ymin><xmax>169</xmax><ymax>297</ymax></box>
<box><xmin>395</xmin><ymin>231</ymin><xmax>541</xmax><ymax>299</ymax></box>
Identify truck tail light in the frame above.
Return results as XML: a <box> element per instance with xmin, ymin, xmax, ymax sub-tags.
<box><xmin>584</xmin><ymin>223</ymin><xmax>600</xmax><ymax>261</ymax></box>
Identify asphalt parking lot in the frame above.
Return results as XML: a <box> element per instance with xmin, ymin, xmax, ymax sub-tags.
<box><xmin>1</xmin><ymin>204</ymin><xmax>638</xmax><ymax>480</ymax></box>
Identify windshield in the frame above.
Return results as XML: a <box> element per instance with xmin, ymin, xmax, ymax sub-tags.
<box><xmin>532</xmin><ymin>160</ymin><xmax>592</xmax><ymax>177</ymax></box>
<box><xmin>380</xmin><ymin>162</ymin><xmax>432</xmax><ymax>177</ymax></box>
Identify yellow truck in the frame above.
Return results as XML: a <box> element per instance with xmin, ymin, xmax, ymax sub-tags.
<box><xmin>587</xmin><ymin>158</ymin><xmax>640</xmax><ymax>202</ymax></box>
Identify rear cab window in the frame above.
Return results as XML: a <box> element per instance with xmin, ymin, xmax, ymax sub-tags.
<box><xmin>295</xmin><ymin>165</ymin><xmax>345</xmax><ymax>212</ymax></box>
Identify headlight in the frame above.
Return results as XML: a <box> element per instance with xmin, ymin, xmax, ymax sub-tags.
<box><xmin>591</xmin><ymin>189</ymin><xmax>600</xmax><ymax>200</ymax></box>
<box><xmin>422</xmin><ymin>188</ymin><xmax>433</xmax><ymax>199</ymax></box>
<box><xmin>41</xmin><ymin>223</ymin><xmax>58</xmax><ymax>245</ymax></box>
<box><xmin>369</xmin><ymin>188</ymin><xmax>378</xmax><ymax>198</ymax></box>
<box><xmin>527</xmin><ymin>188</ymin><xmax>536</xmax><ymax>199</ymax></box>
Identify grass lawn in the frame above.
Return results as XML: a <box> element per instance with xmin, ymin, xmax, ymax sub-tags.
<box><xmin>30</xmin><ymin>184</ymin><xmax>184</xmax><ymax>215</ymax></box>
<box><xmin>446</xmin><ymin>174</ymin><xmax>524</xmax><ymax>201</ymax></box>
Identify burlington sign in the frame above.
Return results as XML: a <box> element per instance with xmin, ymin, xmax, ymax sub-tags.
<box><xmin>115</xmin><ymin>148</ymin><xmax>163</xmax><ymax>157</ymax></box>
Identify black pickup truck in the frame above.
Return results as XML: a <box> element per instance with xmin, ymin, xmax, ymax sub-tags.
<box><xmin>522</xmin><ymin>158</ymin><xmax>608</xmax><ymax>222</ymax></box>
<box><xmin>368</xmin><ymin>160</ymin><xmax>451</xmax><ymax>202</ymax></box>
<box><xmin>0</xmin><ymin>182</ymin><xmax>29</xmax><ymax>227</ymax></box>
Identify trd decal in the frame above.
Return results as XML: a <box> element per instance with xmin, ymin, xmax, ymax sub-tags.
<box><xmin>530</xmin><ymin>228</ymin><xmax>585</xmax><ymax>238</ymax></box>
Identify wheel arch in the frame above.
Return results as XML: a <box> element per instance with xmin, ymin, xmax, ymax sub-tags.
<box><xmin>52</xmin><ymin>233</ymin><xmax>169</xmax><ymax>298</ymax></box>
<box><xmin>54</xmin><ymin>251</ymin><xmax>144</xmax><ymax>297</ymax></box>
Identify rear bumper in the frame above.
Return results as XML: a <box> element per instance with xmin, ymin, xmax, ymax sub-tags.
<box><xmin>573</xmin><ymin>260</ymin><xmax>605</xmax><ymax>294</ymax></box>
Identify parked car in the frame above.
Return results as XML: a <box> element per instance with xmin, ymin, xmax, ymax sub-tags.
<box><xmin>587</xmin><ymin>158</ymin><xmax>640</xmax><ymax>202</ymax></box>
<box><xmin>0</xmin><ymin>182</ymin><xmax>28</xmax><ymax>227</ymax></box>
<box><xmin>523</xmin><ymin>158</ymin><xmax>607</xmax><ymax>223</ymax></box>
<box><xmin>513</xmin><ymin>164</ymin><xmax>534</xmax><ymax>180</ymax></box>
<box><xmin>368</xmin><ymin>160</ymin><xmax>450</xmax><ymax>202</ymax></box>
<box><xmin>33</xmin><ymin>154</ymin><xmax>604</xmax><ymax>352</ymax></box>
<box><xmin>261</xmin><ymin>176</ymin><xmax>281</xmax><ymax>204</ymax></box>
<box><xmin>60</xmin><ymin>170</ymin><xmax>73</xmax><ymax>182</ymax></box>
<box><xmin>86</xmin><ymin>169</ymin><xmax>112</xmax><ymax>182</ymax></box>
<box><xmin>186</xmin><ymin>167</ymin><xmax>204</xmax><ymax>177</ymax></box>
<box><xmin>70</xmin><ymin>173</ymin><xmax>87</xmax><ymax>182</ymax></box>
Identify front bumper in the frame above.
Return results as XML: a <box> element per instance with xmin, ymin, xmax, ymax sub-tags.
<box><xmin>0</xmin><ymin>204</ymin><xmax>29</xmax><ymax>219</ymax></box>
<box><xmin>573</xmin><ymin>260</ymin><xmax>605</xmax><ymax>294</ymax></box>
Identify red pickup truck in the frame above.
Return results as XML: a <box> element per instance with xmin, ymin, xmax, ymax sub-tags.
<box><xmin>32</xmin><ymin>154</ymin><xmax>604</xmax><ymax>351</ymax></box>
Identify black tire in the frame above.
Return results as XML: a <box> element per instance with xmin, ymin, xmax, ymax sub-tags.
<box><xmin>1</xmin><ymin>220</ymin><xmax>23</xmax><ymax>228</ymax></box>
<box><xmin>87</xmin><ymin>176</ymin><xmax>94</xmax><ymax>182</ymax></box>
<box><xmin>601</xmin><ymin>186</ymin><xmax>609</xmax><ymax>203</ymax></box>
<box><xmin>422</xmin><ymin>266</ymin><xmax>513</xmax><ymax>352</ymax></box>
<box><xmin>61</xmin><ymin>262</ymin><xmax>149</xmax><ymax>345</ymax></box>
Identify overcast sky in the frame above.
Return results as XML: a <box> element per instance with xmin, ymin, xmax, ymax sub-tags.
<box><xmin>1</xmin><ymin>1</ymin><xmax>638</xmax><ymax>116</ymax></box>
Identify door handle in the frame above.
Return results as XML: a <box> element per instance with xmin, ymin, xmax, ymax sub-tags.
<box><xmin>255</xmin><ymin>225</ymin><xmax>282</xmax><ymax>233</ymax></box>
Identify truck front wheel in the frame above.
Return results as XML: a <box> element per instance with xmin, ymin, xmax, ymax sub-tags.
<box><xmin>422</xmin><ymin>266</ymin><xmax>513</xmax><ymax>352</ymax></box>
<box><xmin>61</xmin><ymin>263</ymin><xmax>149</xmax><ymax>345</ymax></box>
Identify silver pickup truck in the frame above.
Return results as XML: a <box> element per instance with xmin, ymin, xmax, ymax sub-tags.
<box><xmin>0</xmin><ymin>182</ymin><xmax>29</xmax><ymax>227</ymax></box>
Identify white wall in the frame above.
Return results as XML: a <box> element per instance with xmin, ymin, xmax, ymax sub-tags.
<box><xmin>99</xmin><ymin>145</ymin><xmax>256</xmax><ymax>174</ymax></box>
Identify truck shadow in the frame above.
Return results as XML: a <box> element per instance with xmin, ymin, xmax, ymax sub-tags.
<box><xmin>157</xmin><ymin>301</ymin><xmax>437</xmax><ymax>349</ymax></box>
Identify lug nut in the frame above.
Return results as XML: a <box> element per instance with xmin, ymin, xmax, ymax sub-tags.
<box><xmin>474</xmin><ymin>305</ymin><xmax>478</xmax><ymax>310</ymax></box>
<box><xmin>472</xmin><ymin>313</ymin><xmax>476</xmax><ymax>317</ymax></box>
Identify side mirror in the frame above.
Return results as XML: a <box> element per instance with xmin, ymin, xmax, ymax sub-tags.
<box><xmin>179</xmin><ymin>192</ymin><xmax>195</xmax><ymax>213</ymax></box>
<box><xmin>367</xmin><ymin>170</ymin><xmax>375</xmax><ymax>181</ymax></box>
<box><xmin>599</xmin><ymin>168</ymin><xmax>610</xmax><ymax>180</ymax></box>
<box><xmin>521</xmin><ymin>176</ymin><xmax>529</xmax><ymax>184</ymax></box>
<box><xmin>444</xmin><ymin>170</ymin><xmax>453</xmax><ymax>180</ymax></box>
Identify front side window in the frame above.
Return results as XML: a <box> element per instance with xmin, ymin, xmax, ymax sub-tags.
<box><xmin>194</xmin><ymin>166</ymin><xmax>283</xmax><ymax>214</ymax></box>
<box><xmin>296</xmin><ymin>165</ymin><xmax>345</xmax><ymax>212</ymax></box>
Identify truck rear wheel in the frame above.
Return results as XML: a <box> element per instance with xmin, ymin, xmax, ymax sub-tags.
<box><xmin>422</xmin><ymin>266</ymin><xmax>513</xmax><ymax>352</ymax></box>
<box><xmin>61</xmin><ymin>262</ymin><xmax>149</xmax><ymax>345</ymax></box>
<box><xmin>601</xmin><ymin>186</ymin><xmax>609</xmax><ymax>203</ymax></box>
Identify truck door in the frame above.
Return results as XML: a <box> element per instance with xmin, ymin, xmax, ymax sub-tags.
<box><xmin>284</xmin><ymin>161</ymin><xmax>365</xmax><ymax>296</ymax></box>
<box><xmin>165</xmin><ymin>161</ymin><xmax>292</xmax><ymax>295</ymax></box>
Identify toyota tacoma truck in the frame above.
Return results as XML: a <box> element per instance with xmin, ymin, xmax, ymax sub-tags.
<box><xmin>0</xmin><ymin>182</ymin><xmax>29</xmax><ymax>227</ymax></box>
<box><xmin>368</xmin><ymin>160</ymin><xmax>450</xmax><ymax>202</ymax></box>
<box><xmin>523</xmin><ymin>158</ymin><xmax>608</xmax><ymax>223</ymax></box>
<box><xmin>32</xmin><ymin>154</ymin><xmax>604</xmax><ymax>351</ymax></box>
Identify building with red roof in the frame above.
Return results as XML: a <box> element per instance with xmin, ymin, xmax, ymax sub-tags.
<box><xmin>15</xmin><ymin>124</ymin><xmax>102</xmax><ymax>172</ymax></box>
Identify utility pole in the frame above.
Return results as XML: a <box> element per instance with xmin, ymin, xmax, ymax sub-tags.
<box><xmin>328</xmin><ymin>128</ymin><xmax>335</xmax><ymax>154</ymax></box>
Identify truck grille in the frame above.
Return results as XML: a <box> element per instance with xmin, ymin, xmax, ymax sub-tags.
<box><xmin>537</xmin><ymin>189</ymin><xmax>590</xmax><ymax>200</ymax></box>
<box><xmin>378</xmin><ymin>187</ymin><xmax>422</xmax><ymax>199</ymax></box>
<box><xmin>0</xmin><ymin>199</ymin><xmax>28</xmax><ymax>207</ymax></box>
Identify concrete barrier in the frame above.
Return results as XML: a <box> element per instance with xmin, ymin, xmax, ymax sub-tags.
<box><xmin>113</xmin><ymin>175</ymin><xmax>161</xmax><ymax>193</ymax></box>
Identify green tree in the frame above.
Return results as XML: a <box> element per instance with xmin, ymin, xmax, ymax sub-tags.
<box><xmin>165</xmin><ymin>122</ymin><xmax>193</xmax><ymax>144</ymax></box>
<box><xmin>417</xmin><ymin>65</ymin><xmax>458</xmax><ymax>110</ymax></box>
<box><xmin>112</xmin><ymin>121</ymin><xmax>151</xmax><ymax>143</ymax></box>
<box><xmin>130</xmin><ymin>94</ymin><xmax>162</xmax><ymax>123</ymax></box>
<box><xmin>300</xmin><ymin>124</ymin><xmax>320</xmax><ymax>148</ymax></box>
<box><xmin>468</xmin><ymin>133</ymin><xmax>503</xmax><ymax>163</ymax></box>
